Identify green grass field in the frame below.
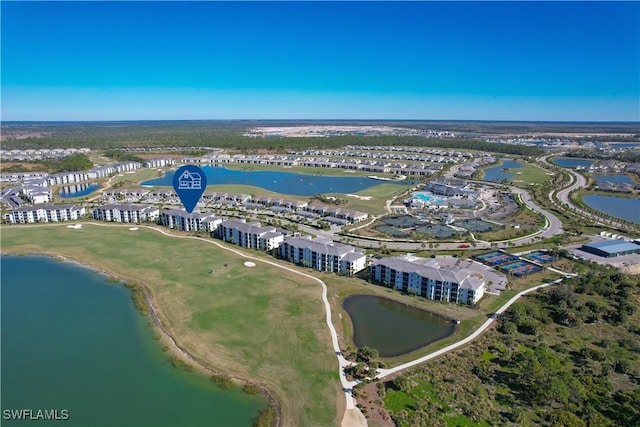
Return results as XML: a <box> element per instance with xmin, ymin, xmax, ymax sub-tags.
<box><xmin>0</xmin><ymin>224</ymin><xmax>338</xmax><ymax>426</ymax></box>
<box><xmin>326</xmin><ymin>183</ymin><xmax>412</xmax><ymax>215</ymax></box>
<box><xmin>505</xmin><ymin>163</ymin><xmax>552</xmax><ymax>187</ymax></box>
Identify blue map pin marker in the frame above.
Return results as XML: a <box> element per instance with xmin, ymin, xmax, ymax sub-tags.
<box><xmin>173</xmin><ymin>165</ymin><xmax>207</xmax><ymax>213</ymax></box>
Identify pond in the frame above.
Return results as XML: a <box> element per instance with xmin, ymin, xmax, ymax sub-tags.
<box><xmin>59</xmin><ymin>182</ymin><xmax>101</xmax><ymax>198</ymax></box>
<box><xmin>582</xmin><ymin>194</ymin><xmax>640</xmax><ymax>224</ymax></box>
<box><xmin>343</xmin><ymin>294</ymin><xmax>456</xmax><ymax>358</ymax></box>
<box><xmin>551</xmin><ymin>157</ymin><xmax>594</xmax><ymax>169</ymax></box>
<box><xmin>1</xmin><ymin>255</ymin><xmax>265</xmax><ymax>427</ymax></box>
<box><xmin>591</xmin><ymin>174</ymin><xmax>637</xmax><ymax>186</ymax></box>
<box><xmin>481</xmin><ymin>159</ymin><xmax>523</xmax><ymax>182</ymax></box>
<box><xmin>142</xmin><ymin>166</ymin><xmax>389</xmax><ymax>196</ymax></box>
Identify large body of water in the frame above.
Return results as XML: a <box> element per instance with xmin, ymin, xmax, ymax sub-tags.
<box><xmin>343</xmin><ymin>295</ymin><xmax>455</xmax><ymax>358</ymax></box>
<box><xmin>481</xmin><ymin>159</ymin><xmax>523</xmax><ymax>182</ymax></box>
<box><xmin>1</xmin><ymin>255</ymin><xmax>264</xmax><ymax>427</ymax></box>
<box><xmin>59</xmin><ymin>182</ymin><xmax>100</xmax><ymax>198</ymax></box>
<box><xmin>142</xmin><ymin>166</ymin><xmax>386</xmax><ymax>196</ymax></box>
<box><xmin>551</xmin><ymin>157</ymin><xmax>595</xmax><ymax>169</ymax></box>
<box><xmin>582</xmin><ymin>195</ymin><xmax>640</xmax><ymax>224</ymax></box>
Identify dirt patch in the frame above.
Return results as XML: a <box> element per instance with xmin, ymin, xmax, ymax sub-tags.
<box><xmin>341</xmin><ymin>408</ymin><xmax>368</xmax><ymax>427</ymax></box>
<box><xmin>352</xmin><ymin>382</ymin><xmax>394</xmax><ymax>426</ymax></box>
<box><xmin>0</xmin><ymin>162</ymin><xmax>44</xmax><ymax>170</ymax></box>
<box><xmin>620</xmin><ymin>263</ymin><xmax>640</xmax><ymax>276</ymax></box>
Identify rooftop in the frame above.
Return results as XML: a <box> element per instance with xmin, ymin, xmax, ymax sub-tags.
<box><xmin>583</xmin><ymin>240</ymin><xmax>640</xmax><ymax>254</ymax></box>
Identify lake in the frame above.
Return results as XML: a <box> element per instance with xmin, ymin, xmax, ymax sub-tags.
<box><xmin>551</xmin><ymin>157</ymin><xmax>595</xmax><ymax>169</ymax></box>
<box><xmin>481</xmin><ymin>159</ymin><xmax>523</xmax><ymax>182</ymax></box>
<box><xmin>142</xmin><ymin>166</ymin><xmax>387</xmax><ymax>196</ymax></box>
<box><xmin>343</xmin><ymin>294</ymin><xmax>455</xmax><ymax>358</ymax></box>
<box><xmin>592</xmin><ymin>174</ymin><xmax>637</xmax><ymax>186</ymax></box>
<box><xmin>582</xmin><ymin>195</ymin><xmax>640</xmax><ymax>224</ymax></box>
<box><xmin>0</xmin><ymin>255</ymin><xmax>264</xmax><ymax>427</ymax></box>
<box><xmin>59</xmin><ymin>182</ymin><xmax>101</xmax><ymax>198</ymax></box>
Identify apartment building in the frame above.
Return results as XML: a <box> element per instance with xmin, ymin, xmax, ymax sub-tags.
<box><xmin>279</xmin><ymin>235</ymin><xmax>366</xmax><ymax>275</ymax></box>
<box><xmin>370</xmin><ymin>254</ymin><xmax>487</xmax><ymax>305</ymax></box>
<box><xmin>93</xmin><ymin>204</ymin><xmax>160</xmax><ymax>223</ymax></box>
<box><xmin>159</xmin><ymin>209</ymin><xmax>222</xmax><ymax>232</ymax></box>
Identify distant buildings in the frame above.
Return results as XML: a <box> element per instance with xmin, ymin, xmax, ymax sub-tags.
<box><xmin>370</xmin><ymin>254</ymin><xmax>490</xmax><ymax>305</ymax></box>
<box><xmin>4</xmin><ymin>205</ymin><xmax>86</xmax><ymax>224</ymax></box>
<box><xmin>142</xmin><ymin>158</ymin><xmax>175</xmax><ymax>168</ymax></box>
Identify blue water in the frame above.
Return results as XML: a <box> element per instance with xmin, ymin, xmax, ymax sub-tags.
<box><xmin>59</xmin><ymin>182</ymin><xmax>100</xmax><ymax>198</ymax></box>
<box><xmin>414</xmin><ymin>193</ymin><xmax>445</xmax><ymax>204</ymax></box>
<box><xmin>552</xmin><ymin>157</ymin><xmax>595</xmax><ymax>169</ymax></box>
<box><xmin>482</xmin><ymin>159</ymin><xmax>523</xmax><ymax>182</ymax></box>
<box><xmin>582</xmin><ymin>195</ymin><xmax>640</xmax><ymax>224</ymax></box>
<box><xmin>592</xmin><ymin>174</ymin><xmax>637</xmax><ymax>186</ymax></box>
<box><xmin>0</xmin><ymin>255</ymin><xmax>264</xmax><ymax>427</ymax></box>
<box><xmin>142</xmin><ymin>166</ymin><xmax>387</xmax><ymax>196</ymax></box>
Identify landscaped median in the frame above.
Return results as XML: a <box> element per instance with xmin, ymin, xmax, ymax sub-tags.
<box><xmin>0</xmin><ymin>223</ymin><xmax>339</xmax><ymax>426</ymax></box>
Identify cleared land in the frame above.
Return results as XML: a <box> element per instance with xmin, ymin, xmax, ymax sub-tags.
<box><xmin>0</xmin><ymin>224</ymin><xmax>339</xmax><ymax>426</ymax></box>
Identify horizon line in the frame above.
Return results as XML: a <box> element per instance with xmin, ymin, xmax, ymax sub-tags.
<box><xmin>3</xmin><ymin>119</ymin><xmax>639</xmax><ymax>125</ymax></box>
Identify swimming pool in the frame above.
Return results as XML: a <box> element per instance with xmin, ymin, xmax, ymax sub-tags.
<box><xmin>414</xmin><ymin>192</ymin><xmax>445</xmax><ymax>204</ymax></box>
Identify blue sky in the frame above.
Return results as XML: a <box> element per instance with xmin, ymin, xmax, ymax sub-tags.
<box><xmin>2</xmin><ymin>1</ymin><xmax>639</xmax><ymax>121</ymax></box>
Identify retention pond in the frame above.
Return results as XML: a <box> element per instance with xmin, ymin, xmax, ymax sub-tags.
<box><xmin>343</xmin><ymin>294</ymin><xmax>456</xmax><ymax>358</ymax></box>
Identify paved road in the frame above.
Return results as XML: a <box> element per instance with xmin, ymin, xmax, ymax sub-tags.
<box><xmin>540</xmin><ymin>155</ymin><xmax>633</xmax><ymax>231</ymax></box>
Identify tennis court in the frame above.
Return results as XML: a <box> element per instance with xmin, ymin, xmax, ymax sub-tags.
<box><xmin>382</xmin><ymin>215</ymin><xmax>425</xmax><ymax>228</ymax></box>
<box><xmin>475</xmin><ymin>251</ymin><xmax>518</xmax><ymax>266</ymax></box>
<box><xmin>456</xmin><ymin>219</ymin><xmax>500</xmax><ymax>233</ymax></box>
<box><xmin>500</xmin><ymin>260</ymin><xmax>542</xmax><ymax>277</ymax></box>
<box><xmin>415</xmin><ymin>225</ymin><xmax>463</xmax><ymax>239</ymax></box>
<box><xmin>375</xmin><ymin>225</ymin><xmax>410</xmax><ymax>238</ymax></box>
<box><xmin>524</xmin><ymin>250</ymin><xmax>554</xmax><ymax>264</ymax></box>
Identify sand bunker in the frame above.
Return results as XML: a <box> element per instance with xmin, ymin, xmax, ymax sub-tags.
<box><xmin>66</xmin><ymin>224</ymin><xmax>83</xmax><ymax>229</ymax></box>
<box><xmin>129</xmin><ymin>227</ymin><xmax>139</xmax><ymax>231</ymax></box>
<box><xmin>244</xmin><ymin>261</ymin><xmax>256</xmax><ymax>268</ymax></box>
<box><xmin>346</xmin><ymin>194</ymin><xmax>373</xmax><ymax>200</ymax></box>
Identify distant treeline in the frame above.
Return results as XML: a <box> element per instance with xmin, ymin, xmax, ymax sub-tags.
<box><xmin>103</xmin><ymin>150</ymin><xmax>145</xmax><ymax>163</ymax></box>
<box><xmin>1</xmin><ymin>124</ymin><xmax>543</xmax><ymax>156</ymax></box>
<box><xmin>564</xmin><ymin>149</ymin><xmax>640</xmax><ymax>163</ymax></box>
<box><xmin>2</xmin><ymin>153</ymin><xmax>93</xmax><ymax>174</ymax></box>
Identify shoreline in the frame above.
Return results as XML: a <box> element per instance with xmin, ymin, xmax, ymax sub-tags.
<box><xmin>0</xmin><ymin>251</ymin><xmax>282</xmax><ymax>427</ymax></box>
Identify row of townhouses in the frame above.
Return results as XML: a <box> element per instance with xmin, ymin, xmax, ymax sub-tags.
<box><xmin>99</xmin><ymin>189</ymin><xmax>370</xmax><ymax>224</ymax></box>
<box><xmin>370</xmin><ymin>254</ymin><xmax>487</xmax><ymax>305</ymax></box>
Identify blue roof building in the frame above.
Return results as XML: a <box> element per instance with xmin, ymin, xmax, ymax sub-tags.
<box><xmin>580</xmin><ymin>240</ymin><xmax>640</xmax><ymax>258</ymax></box>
